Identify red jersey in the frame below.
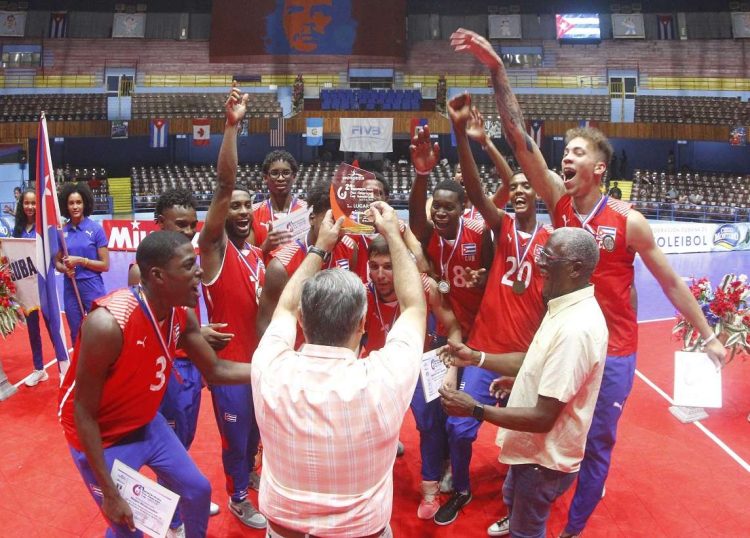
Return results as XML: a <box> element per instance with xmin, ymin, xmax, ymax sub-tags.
<box><xmin>272</xmin><ymin>235</ymin><xmax>357</xmax><ymax>348</ymax></box>
<box><xmin>553</xmin><ymin>195</ymin><xmax>636</xmax><ymax>356</ymax></box>
<box><xmin>362</xmin><ymin>274</ymin><xmax>432</xmax><ymax>354</ymax></box>
<box><xmin>252</xmin><ymin>196</ymin><xmax>308</xmax><ymax>229</ymax></box>
<box><xmin>203</xmin><ymin>241</ymin><xmax>266</xmax><ymax>362</ymax></box>
<box><xmin>425</xmin><ymin>217</ymin><xmax>486</xmax><ymax>336</ymax></box>
<box><xmin>468</xmin><ymin>215</ymin><xmax>551</xmax><ymax>353</ymax></box>
<box><xmin>463</xmin><ymin>206</ymin><xmax>484</xmax><ymax>221</ymax></box>
<box><xmin>58</xmin><ymin>289</ymin><xmax>188</xmax><ymax>451</ymax></box>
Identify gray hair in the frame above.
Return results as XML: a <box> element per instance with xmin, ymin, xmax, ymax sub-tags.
<box><xmin>300</xmin><ymin>269</ymin><xmax>367</xmax><ymax>347</ymax></box>
<box><xmin>555</xmin><ymin>227</ymin><xmax>600</xmax><ymax>279</ymax></box>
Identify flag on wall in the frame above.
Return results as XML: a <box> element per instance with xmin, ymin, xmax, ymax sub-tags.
<box><xmin>306</xmin><ymin>118</ymin><xmax>323</xmax><ymax>146</ymax></box>
<box><xmin>270</xmin><ymin>115</ymin><xmax>285</xmax><ymax>147</ymax></box>
<box><xmin>192</xmin><ymin>118</ymin><xmax>210</xmax><ymax>146</ymax></box>
<box><xmin>527</xmin><ymin>119</ymin><xmax>544</xmax><ymax>148</ymax></box>
<box><xmin>150</xmin><ymin>119</ymin><xmax>168</xmax><ymax>148</ymax></box>
<box><xmin>578</xmin><ymin>119</ymin><xmax>598</xmax><ymax>129</ymax></box>
<box><xmin>658</xmin><ymin>15</ymin><xmax>675</xmax><ymax>40</ymax></box>
<box><xmin>49</xmin><ymin>12</ymin><xmax>68</xmax><ymax>38</ymax></box>
<box><xmin>35</xmin><ymin>114</ymin><xmax>70</xmax><ymax>365</ymax></box>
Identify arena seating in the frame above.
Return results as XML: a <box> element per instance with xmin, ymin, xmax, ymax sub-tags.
<box><xmin>471</xmin><ymin>93</ymin><xmax>609</xmax><ymax>122</ymax></box>
<box><xmin>635</xmin><ymin>96</ymin><xmax>750</xmax><ymax>124</ymax></box>
<box><xmin>53</xmin><ymin>165</ymin><xmax>111</xmax><ymax>214</ymax></box>
<box><xmin>0</xmin><ymin>94</ymin><xmax>106</xmax><ymax>122</ymax></box>
<box><xmin>131</xmin><ymin>92</ymin><xmax>281</xmax><ymax>119</ymax></box>
<box><xmin>320</xmin><ymin>89</ymin><xmax>421</xmax><ymax>111</ymax></box>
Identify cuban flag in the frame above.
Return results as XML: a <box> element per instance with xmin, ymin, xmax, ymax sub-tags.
<box><xmin>461</xmin><ymin>242</ymin><xmax>477</xmax><ymax>261</ymax></box>
<box><xmin>527</xmin><ymin>119</ymin><xmax>544</xmax><ymax>148</ymax></box>
<box><xmin>35</xmin><ymin>114</ymin><xmax>70</xmax><ymax>366</ymax></box>
<box><xmin>306</xmin><ymin>117</ymin><xmax>323</xmax><ymax>146</ymax></box>
<box><xmin>49</xmin><ymin>11</ymin><xmax>68</xmax><ymax>38</ymax></box>
<box><xmin>150</xmin><ymin>118</ymin><xmax>168</xmax><ymax>148</ymax></box>
<box><xmin>556</xmin><ymin>14</ymin><xmax>601</xmax><ymax>40</ymax></box>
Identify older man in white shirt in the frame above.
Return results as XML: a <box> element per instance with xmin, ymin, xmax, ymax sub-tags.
<box><xmin>252</xmin><ymin>202</ymin><xmax>427</xmax><ymax>538</ymax></box>
<box><xmin>439</xmin><ymin>227</ymin><xmax>608</xmax><ymax>538</ymax></box>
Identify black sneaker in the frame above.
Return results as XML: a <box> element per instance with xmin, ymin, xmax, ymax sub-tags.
<box><xmin>433</xmin><ymin>491</ymin><xmax>472</xmax><ymax>525</ymax></box>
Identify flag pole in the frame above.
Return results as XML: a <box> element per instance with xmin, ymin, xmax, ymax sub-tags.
<box><xmin>39</xmin><ymin>112</ymin><xmax>85</xmax><ymax>319</ymax></box>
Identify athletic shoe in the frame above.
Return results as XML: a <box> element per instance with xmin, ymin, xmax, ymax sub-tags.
<box><xmin>439</xmin><ymin>464</ymin><xmax>453</xmax><ymax>493</ymax></box>
<box><xmin>487</xmin><ymin>516</ymin><xmax>510</xmax><ymax>537</ymax></box>
<box><xmin>166</xmin><ymin>524</ymin><xmax>186</xmax><ymax>538</ymax></box>
<box><xmin>397</xmin><ymin>440</ymin><xmax>405</xmax><ymax>457</ymax></box>
<box><xmin>249</xmin><ymin>470</ymin><xmax>261</xmax><ymax>491</ymax></box>
<box><xmin>24</xmin><ymin>369</ymin><xmax>48</xmax><ymax>387</ymax></box>
<box><xmin>433</xmin><ymin>491</ymin><xmax>472</xmax><ymax>526</ymax></box>
<box><xmin>417</xmin><ymin>480</ymin><xmax>440</xmax><ymax>520</ymax></box>
<box><xmin>209</xmin><ymin>502</ymin><xmax>220</xmax><ymax>516</ymax></box>
<box><xmin>228</xmin><ymin>499</ymin><xmax>267</xmax><ymax>529</ymax></box>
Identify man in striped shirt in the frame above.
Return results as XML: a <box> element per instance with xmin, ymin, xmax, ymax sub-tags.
<box><xmin>251</xmin><ymin>202</ymin><xmax>426</xmax><ymax>537</ymax></box>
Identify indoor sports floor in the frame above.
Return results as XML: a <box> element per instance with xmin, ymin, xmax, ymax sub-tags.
<box><xmin>0</xmin><ymin>250</ymin><xmax>748</xmax><ymax>537</ymax></box>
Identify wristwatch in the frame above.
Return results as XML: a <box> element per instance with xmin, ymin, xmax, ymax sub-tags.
<box><xmin>472</xmin><ymin>403</ymin><xmax>485</xmax><ymax>421</ymax></box>
<box><xmin>308</xmin><ymin>246</ymin><xmax>331</xmax><ymax>263</ymax></box>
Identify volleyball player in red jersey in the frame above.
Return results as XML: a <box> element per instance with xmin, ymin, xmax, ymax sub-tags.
<box><xmin>257</xmin><ymin>178</ymin><xmax>358</xmax><ymax>340</ymax></box>
<box><xmin>450</xmin><ymin>28</ymin><xmax>726</xmax><ymax>537</ymax></box>
<box><xmin>409</xmin><ymin>126</ymin><xmax>493</xmax><ymax>343</ymax></box>
<box><xmin>197</xmin><ymin>84</ymin><xmax>267</xmax><ymax>529</ymax></box>
<box><xmin>362</xmin><ymin>234</ymin><xmax>462</xmax><ymax>520</ymax></box>
<box><xmin>251</xmin><ymin>149</ymin><xmax>308</xmax><ymax>257</ymax></box>
<box><xmin>59</xmin><ymin>231</ymin><xmax>254</xmax><ymax>538</ymax></box>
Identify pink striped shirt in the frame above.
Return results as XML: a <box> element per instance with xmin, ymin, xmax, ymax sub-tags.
<box><xmin>251</xmin><ymin>316</ymin><xmax>423</xmax><ymax>537</ymax></box>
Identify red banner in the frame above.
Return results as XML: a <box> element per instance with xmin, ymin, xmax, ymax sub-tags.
<box><xmin>102</xmin><ymin>219</ymin><xmax>203</xmax><ymax>252</ymax></box>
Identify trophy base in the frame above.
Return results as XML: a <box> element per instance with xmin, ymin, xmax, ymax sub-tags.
<box><xmin>668</xmin><ymin>405</ymin><xmax>708</xmax><ymax>424</ymax></box>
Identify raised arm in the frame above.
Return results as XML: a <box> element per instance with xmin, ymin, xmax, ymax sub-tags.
<box><xmin>198</xmin><ymin>82</ymin><xmax>249</xmax><ymax>282</ymax></box>
<box><xmin>450</xmin><ymin>28</ymin><xmax>564</xmax><ymax>210</ymax></box>
<box><xmin>72</xmin><ymin>309</ymin><xmax>133</xmax><ymax>531</ymax></box>
<box><xmin>372</xmin><ymin>202</ymin><xmax>427</xmax><ymax>336</ymax></box>
<box><xmin>448</xmin><ymin>93</ymin><xmax>504</xmax><ymax>231</ymax></box>
<box><xmin>408</xmin><ymin>125</ymin><xmax>440</xmax><ymax>244</ymax></box>
<box><xmin>464</xmin><ymin>107</ymin><xmax>514</xmax><ymax>209</ymax></box>
<box><xmin>255</xmin><ymin>258</ymin><xmax>289</xmax><ymax>338</ymax></box>
<box><xmin>627</xmin><ymin>211</ymin><xmax>725</xmax><ymax>368</ymax></box>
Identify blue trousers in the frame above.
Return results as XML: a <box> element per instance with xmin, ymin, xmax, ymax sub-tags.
<box><xmin>64</xmin><ymin>275</ymin><xmax>105</xmax><ymax>345</ymax></box>
<box><xmin>564</xmin><ymin>353</ymin><xmax>637</xmax><ymax>535</ymax></box>
<box><xmin>410</xmin><ymin>376</ymin><xmax>448</xmax><ymax>481</ymax></box>
<box><xmin>503</xmin><ymin>464</ymin><xmax>577</xmax><ymax>538</ymax></box>
<box><xmin>210</xmin><ymin>383</ymin><xmax>260</xmax><ymax>502</ymax></box>
<box><xmin>68</xmin><ymin>413</ymin><xmax>211</xmax><ymax>538</ymax></box>
<box><xmin>158</xmin><ymin>358</ymin><xmax>204</xmax><ymax>529</ymax></box>
<box><xmin>446</xmin><ymin>365</ymin><xmax>499</xmax><ymax>492</ymax></box>
<box><xmin>26</xmin><ymin>309</ymin><xmax>69</xmax><ymax>370</ymax></box>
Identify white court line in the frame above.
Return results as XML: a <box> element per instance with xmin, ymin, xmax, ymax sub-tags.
<box><xmin>639</xmin><ymin>316</ymin><xmax>676</xmax><ymax>324</ymax></box>
<box><xmin>634</xmin><ymin>368</ymin><xmax>750</xmax><ymax>473</ymax></box>
<box><xmin>13</xmin><ymin>355</ymin><xmax>71</xmax><ymax>389</ymax></box>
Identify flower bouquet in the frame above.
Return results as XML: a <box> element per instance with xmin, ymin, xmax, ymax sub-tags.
<box><xmin>673</xmin><ymin>274</ymin><xmax>750</xmax><ymax>363</ymax></box>
<box><xmin>0</xmin><ymin>256</ymin><xmax>23</xmax><ymax>337</ymax></box>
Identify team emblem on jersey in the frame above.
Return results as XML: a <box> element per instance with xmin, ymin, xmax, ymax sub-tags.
<box><xmin>223</xmin><ymin>412</ymin><xmax>237</xmax><ymax>423</ymax></box>
<box><xmin>461</xmin><ymin>242</ymin><xmax>477</xmax><ymax>261</ymax></box>
<box><xmin>596</xmin><ymin>225</ymin><xmax>617</xmax><ymax>252</ymax></box>
<box><xmin>336</xmin><ymin>259</ymin><xmax>350</xmax><ymax>270</ymax></box>
<box><xmin>533</xmin><ymin>244</ymin><xmax>544</xmax><ymax>262</ymax></box>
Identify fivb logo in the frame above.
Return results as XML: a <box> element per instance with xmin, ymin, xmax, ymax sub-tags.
<box><xmin>351</xmin><ymin>125</ymin><xmax>382</xmax><ymax>137</ymax></box>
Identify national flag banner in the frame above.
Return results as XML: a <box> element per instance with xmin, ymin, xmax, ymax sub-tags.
<box><xmin>150</xmin><ymin>119</ymin><xmax>168</xmax><ymax>148</ymax></box>
<box><xmin>306</xmin><ymin>117</ymin><xmax>323</xmax><ymax>146</ymax></box>
<box><xmin>192</xmin><ymin>119</ymin><xmax>210</xmax><ymax>146</ymax></box>
<box><xmin>555</xmin><ymin>14</ymin><xmax>601</xmax><ymax>40</ymax></box>
<box><xmin>0</xmin><ymin>11</ymin><xmax>26</xmax><ymax>37</ymax></box>
<box><xmin>526</xmin><ymin>120</ymin><xmax>544</xmax><ymax>148</ymax></box>
<box><xmin>270</xmin><ymin>115</ymin><xmax>286</xmax><ymax>147</ymax></box>
<box><xmin>658</xmin><ymin>15</ymin><xmax>675</xmax><ymax>40</ymax></box>
<box><xmin>35</xmin><ymin>114</ymin><xmax>70</xmax><ymax>363</ymax></box>
<box><xmin>409</xmin><ymin>118</ymin><xmax>429</xmax><ymax>138</ymax></box>
<box><xmin>49</xmin><ymin>11</ymin><xmax>68</xmax><ymax>38</ymax></box>
<box><xmin>578</xmin><ymin>120</ymin><xmax>598</xmax><ymax>129</ymax></box>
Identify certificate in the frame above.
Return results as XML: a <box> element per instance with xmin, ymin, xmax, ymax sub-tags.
<box><xmin>272</xmin><ymin>207</ymin><xmax>311</xmax><ymax>242</ymax></box>
<box><xmin>673</xmin><ymin>351</ymin><xmax>722</xmax><ymax>408</ymax></box>
<box><xmin>420</xmin><ymin>349</ymin><xmax>448</xmax><ymax>403</ymax></box>
<box><xmin>111</xmin><ymin>459</ymin><xmax>180</xmax><ymax>538</ymax></box>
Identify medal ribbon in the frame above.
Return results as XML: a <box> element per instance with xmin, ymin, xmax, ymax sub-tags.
<box><xmin>231</xmin><ymin>241</ymin><xmax>264</xmax><ymax>304</ymax></box>
<box><xmin>438</xmin><ymin>218</ymin><xmax>463</xmax><ymax>283</ymax></box>
<box><xmin>573</xmin><ymin>195</ymin><xmax>608</xmax><ymax>235</ymax></box>
<box><xmin>130</xmin><ymin>286</ymin><xmax>183</xmax><ymax>384</ymax></box>
<box><xmin>370</xmin><ymin>283</ymin><xmax>400</xmax><ymax>338</ymax></box>
<box><xmin>512</xmin><ymin>219</ymin><xmax>541</xmax><ymax>280</ymax></box>
<box><xmin>268</xmin><ymin>195</ymin><xmax>297</xmax><ymax>220</ymax></box>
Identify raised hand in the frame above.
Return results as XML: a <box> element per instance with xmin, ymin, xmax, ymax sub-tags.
<box><xmin>409</xmin><ymin>125</ymin><xmax>440</xmax><ymax>176</ymax></box>
<box><xmin>447</xmin><ymin>94</ymin><xmax>473</xmax><ymax>133</ymax></box>
<box><xmin>450</xmin><ymin>28</ymin><xmax>503</xmax><ymax>70</ymax></box>
<box><xmin>225</xmin><ymin>81</ymin><xmax>249</xmax><ymax>127</ymax></box>
<box><xmin>369</xmin><ymin>201</ymin><xmax>400</xmax><ymax>238</ymax></box>
<box><xmin>466</xmin><ymin>107</ymin><xmax>488</xmax><ymax>145</ymax></box>
<box><xmin>315</xmin><ymin>210</ymin><xmax>344</xmax><ymax>252</ymax></box>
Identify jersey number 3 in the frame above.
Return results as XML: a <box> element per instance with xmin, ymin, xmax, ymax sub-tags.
<box><xmin>150</xmin><ymin>356</ymin><xmax>167</xmax><ymax>391</ymax></box>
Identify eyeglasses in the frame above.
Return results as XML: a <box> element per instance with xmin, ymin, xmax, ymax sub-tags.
<box><xmin>267</xmin><ymin>169</ymin><xmax>294</xmax><ymax>179</ymax></box>
<box><xmin>536</xmin><ymin>248</ymin><xmax>576</xmax><ymax>264</ymax></box>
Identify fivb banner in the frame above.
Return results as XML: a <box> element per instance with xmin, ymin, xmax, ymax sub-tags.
<box><xmin>339</xmin><ymin>118</ymin><xmax>393</xmax><ymax>153</ymax></box>
<box><xmin>649</xmin><ymin>221</ymin><xmax>750</xmax><ymax>254</ymax></box>
<box><xmin>0</xmin><ymin>238</ymin><xmax>40</xmax><ymax>314</ymax></box>
<box><xmin>102</xmin><ymin>219</ymin><xmax>203</xmax><ymax>252</ymax></box>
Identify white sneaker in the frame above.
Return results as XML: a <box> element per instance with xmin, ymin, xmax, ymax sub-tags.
<box><xmin>209</xmin><ymin>501</ymin><xmax>220</xmax><ymax>516</ymax></box>
<box><xmin>25</xmin><ymin>369</ymin><xmax>49</xmax><ymax>387</ymax></box>
<box><xmin>487</xmin><ymin>516</ymin><xmax>510</xmax><ymax>536</ymax></box>
<box><xmin>166</xmin><ymin>524</ymin><xmax>186</xmax><ymax>538</ymax></box>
